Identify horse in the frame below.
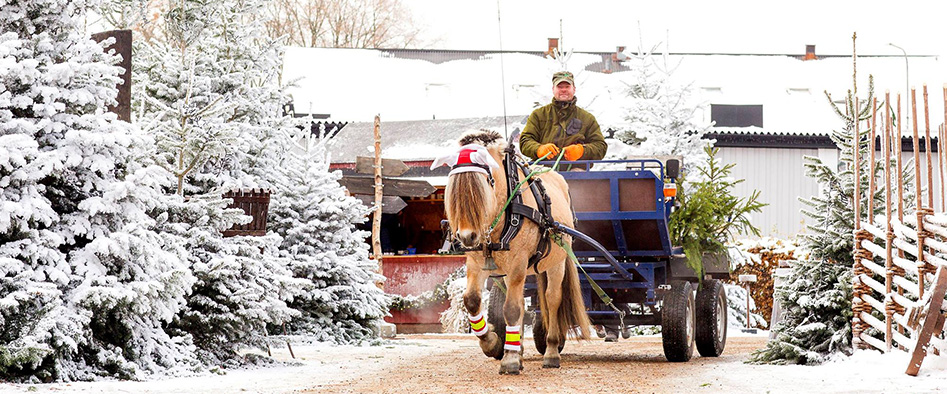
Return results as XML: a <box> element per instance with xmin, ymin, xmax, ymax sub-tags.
<box><xmin>433</xmin><ymin>130</ymin><xmax>590</xmax><ymax>375</ymax></box>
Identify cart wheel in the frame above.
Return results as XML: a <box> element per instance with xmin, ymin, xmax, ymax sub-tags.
<box><xmin>696</xmin><ymin>279</ymin><xmax>728</xmax><ymax>357</ymax></box>
<box><xmin>486</xmin><ymin>282</ymin><xmax>506</xmax><ymax>360</ymax></box>
<box><xmin>531</xmin><ymin>312</ymin><xmax>565</xmax><ymax>356</ymax></box>
<box><xmin>661</xmin><ymin>281</ymin><xmax>695</xmax><ymax>362</ymax></box>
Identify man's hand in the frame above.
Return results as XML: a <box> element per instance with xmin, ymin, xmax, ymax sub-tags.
<box><xmin>537</xmin><ymin>143</ymin><xmax>561</xmax><ymax>159</ymax></box>
<box><xmin>564</xmin><ymin>144</ymin><xmax>584</xmax><ymax>161</ymax></box>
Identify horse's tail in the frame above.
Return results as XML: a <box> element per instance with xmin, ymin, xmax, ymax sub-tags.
<box><xmin>559</xmin><ymin>252</ymin><xmax>591</xmax><ymax>340</ymax></box>
<box><xmin>537</xmin><ymin>252</ymin><xmax>591</xmax><ymax>341</ymax></box>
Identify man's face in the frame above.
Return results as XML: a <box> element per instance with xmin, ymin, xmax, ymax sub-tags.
<box><xmin>553</xmin><ymin>81</ymin><xmax>575</xmax><ymax>102</ymax></box>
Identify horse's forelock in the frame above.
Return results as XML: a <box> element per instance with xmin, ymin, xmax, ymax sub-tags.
<box><xmin>445</xmin><ymin>172</ymin><xmax>493</xmax><ymax>233</ymax></box>
<box><xmin>459</xmin><ymin>129</ymin><xmax>505</xmax><ymax>149</ymax></box>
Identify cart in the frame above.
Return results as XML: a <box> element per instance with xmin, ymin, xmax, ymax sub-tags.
<box><xmin>488</xmin><ymin>158</ymin><xmax>730</xmax><ymax>362</ymax></box>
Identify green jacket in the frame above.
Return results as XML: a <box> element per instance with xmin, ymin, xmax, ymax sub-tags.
<box><xmin>519</xmin><ymin>98</ymin><xmax>607</xmax><ymax>161</ymax></box>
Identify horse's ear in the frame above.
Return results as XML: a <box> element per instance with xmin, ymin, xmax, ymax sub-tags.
<box><xmin>471</xmin><ymin>150</ymin><xmax>500</xmax><ymax>169</ymax></box>
<box><xmin>431</xmin><ymin>151</ymin><xmax>458</xmax><ymax>170</ymax></box>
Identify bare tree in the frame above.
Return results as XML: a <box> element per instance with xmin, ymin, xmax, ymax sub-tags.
<box><xmin>265</xmin><ymin>0</ymin><xmax>422</xmax><ymax>48</ymax></box>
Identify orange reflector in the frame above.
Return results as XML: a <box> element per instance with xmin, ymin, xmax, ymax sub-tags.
<box><xmin>663</xmin><ymin>183</ymin><xmax>677</xmax><ymax>198</ymax></box>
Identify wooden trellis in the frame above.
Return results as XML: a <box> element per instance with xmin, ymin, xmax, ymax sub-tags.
<box><xmin>852</xmin><ymin>85</ymin><xmax>947</xmax><ymax>376</ymax></box>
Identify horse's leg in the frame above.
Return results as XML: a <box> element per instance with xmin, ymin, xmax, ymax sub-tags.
<box><xmin>541</xmin><ymin>262</ymin><xmax>566</xmax><ymax>368</ymax></box>
<box><xmin>499</xmin><ymin>271</ymin><xmax>526</xmax><ymax>375</ymax></box>
<box><xmin>463</xmin><ymin>256</ymin><xmax>501</xmax><ymax>358</ymax></box>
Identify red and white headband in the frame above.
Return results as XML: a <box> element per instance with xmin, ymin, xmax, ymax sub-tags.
<box><xmin>431</xmin><ymin>144</ymin><xmax>500</xmax><ymax>177</ymax></box>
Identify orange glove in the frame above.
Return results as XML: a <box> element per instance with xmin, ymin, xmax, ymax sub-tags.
<box><xmin>563</xmin><ymin>144</ymin><xmax>584</xmax><ymax>161</ymax></box>
<box><xmin>536</xmin><ymin>143</ymin><xmax>561</xmax><ymax>159</ymax></box>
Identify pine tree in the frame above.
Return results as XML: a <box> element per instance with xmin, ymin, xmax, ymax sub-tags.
<box><xmin>133</xmin><ymin>0</ymin><xmax>292</xmax><ymax>193</ymax></box>
<box><xmin>268</xmin><ymin>132</ymin><xmax>388</xmax><ymax>343</ymax></box>
<box><xmin>748</xmin><ymin>259</ymin><xmax>853</xmax><ymax>364</ymax></box>
<box><xmin>613</xmin><ymin>37</ymin><xmax>712</xmax><ymax>173</ymax></box>
<box><xmin>0</xmin><ymin>0</ymin><xmax>197</xmax><ymax>381</ymax></box>
<box><xmin>161</xmin><ymin>194</ymin><xmax>303</xmax><ymax>364</ymax></box>
<box><xmin>130</xmin><ymin>0</ymin><xmax>306</xmax><ymax>363</ymax></box>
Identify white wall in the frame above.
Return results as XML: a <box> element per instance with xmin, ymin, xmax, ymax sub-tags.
<box><xmin>716</xmin><ymin>147</ymin><xmax>821</xmax><ymax>238</ymax></box>
<box><xmin>718</xmin><ymin>146</ymin><xmax>947</xmax><ymax>239</ymax></box>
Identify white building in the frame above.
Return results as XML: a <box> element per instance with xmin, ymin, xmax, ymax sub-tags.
<box><xmin>282</xmin><ymin>43</ymin><xmax>947</xmax><ymax>238</ymax></box>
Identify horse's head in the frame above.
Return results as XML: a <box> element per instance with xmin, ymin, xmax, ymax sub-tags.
<box><xmin>432</xmin><ymin>130</ymin><xmax>506</xmax><ymax>249</ymax></box>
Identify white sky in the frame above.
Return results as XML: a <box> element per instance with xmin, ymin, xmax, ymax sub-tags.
<box><xmin>408</xmin><ymin>0</ymin><xmax>947</xmax><ymax>57</ymax></box>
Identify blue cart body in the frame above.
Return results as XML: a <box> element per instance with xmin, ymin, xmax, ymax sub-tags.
<box><xmin>523</xmin><ymin>158</ymin><xmax>688</xmax><ymax>327</ymax></box>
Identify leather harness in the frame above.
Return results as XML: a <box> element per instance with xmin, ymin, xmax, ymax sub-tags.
<box><xmin>460</xmin><ymin>145</ymin><xmax>555</xmax><ymax>273</ymax></box>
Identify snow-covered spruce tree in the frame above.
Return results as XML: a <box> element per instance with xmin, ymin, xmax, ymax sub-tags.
<box><xmin>268</xmin><ymin>132</ymin><xmax>387</xmax><ymax>343</ymax></box>
<box><xmin>160</xmin><ymin>194</ymin><xmax>303</xmax><ymax>364</ymax></box>
<box><xmin>0</xmin><ymin>0</ymin><xmax>199</xmax><ymax>381</ymax></box>
<box><xmin>127</xmin><ymin>0</ymin><xmax>293</xmax><ymax>193</ymax></box>
<box><xmin>129</xmin><ymin>0</ymin><xmax>305</xmax><ymax>363</ymax></box>
<box><xmin>611</xmin><ymin>37</ymin><xmax>712</xmax><ymax>173</ymax></box>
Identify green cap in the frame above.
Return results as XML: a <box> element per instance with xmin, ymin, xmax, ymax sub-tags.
<box><xmin>552</xmin><ymin>71</ymin><xmax>574</xmax><ymax>86</ymax></box>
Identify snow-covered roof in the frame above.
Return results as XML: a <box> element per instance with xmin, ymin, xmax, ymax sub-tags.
<box><xmin>325</xmin><ymin>115</ymin><xmax>526</xmax><ymax>164</ymax></box>
<box><xmin>282</xmin><ymin>47</ymin><xmax>947</xmax><ymax>137</ymax></box>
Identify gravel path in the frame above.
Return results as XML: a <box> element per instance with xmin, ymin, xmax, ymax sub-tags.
<box><xmin>308</xmin><ymin>334</ymin><xmax>769</xmax><ymax>393</ymax></box>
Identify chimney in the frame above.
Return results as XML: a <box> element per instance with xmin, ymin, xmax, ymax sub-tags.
<box><xmin>546</xmin><ymin>38</ymin><xmax>559</xmax><ymax>58</ymax></box>
<box><xmin>804</xmin><ymin>44</ymin><xmax>817</xmax><ymax>61</ymax></box>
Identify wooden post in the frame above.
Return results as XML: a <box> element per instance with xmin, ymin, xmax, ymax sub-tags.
<box><xmin>898</xmin><ymin>94</ymin><xmax>905</xmax><ymax>230</ymax></box>
<box><xmin>91</xmin><ymin>30</ymin><xmax>132</xmax><ymax>122</ymax></box>
<box><xmin>884</xmin><ymin>91</ymin><xmax>894</xmax><ymax>351</ymax></box>
<box><xmin>924</xmin><ymin>85</ymin><xmax>934</xmax><ymax>209</ymax></box>
<box><xmin>897</xmin><ymin>93</ymin><xmax>907</xmax><ymax>337</ymax></box>
<box><xmin>942</xmin><ymin>83</ymin><xmax>947</xmax><ymax>211</ymax></box>
<box><xmin>940</xmin><ymin>123</ymin><xmax>946</xmax><ymax>213</ymax></box>
<box><xmin>911</xmin><ymin>87</ymin><xmax>927</xmax><ymax>297</ymax></box>
<box><xmin>854</xmin><ymin>99</ymin><xmax>862</xmax><ymax>232</ymax></box>
<box><xmin>852</xmin><ymin>98</ymin><xmax>865</xmax><ymax>349</ymax></box>
<box><xmin>372</xmin><ymin>115</ymin><xmax>384</xmax><ymax>289</ymax></box>
<box><xmin>868</xmin><ymin>97</ymin><xmax>877</xmax><ymax>224</ymax></box>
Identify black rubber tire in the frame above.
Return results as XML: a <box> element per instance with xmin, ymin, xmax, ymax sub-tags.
<box><xmin>695</xmin><ymin>279</ymin><xmax>728</xmax><ymax>357</ymax></box>
<box><xmin>661</xmin><ymin>281</ymin><xmax>695</xmax><ymax>362</ymax></box>
<box><xmin>486</xmin><ymin>283</ymin><xmax>506</xmax><ymax>360</ymax></box>
<box><xmin>532</xmin><ymin>311</ymin><xmax>565</xmax><ymax>356</ymax></box>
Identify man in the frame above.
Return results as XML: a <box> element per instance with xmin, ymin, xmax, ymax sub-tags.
<box><xmin>519</xmin><ymin>71</ymin><xmax>607</xmax><ymax>163</ymax></box>
<box><xmin>520</xmin><ymin>71</ymin><xmax>624</xmax><ymax>341</ymax></box>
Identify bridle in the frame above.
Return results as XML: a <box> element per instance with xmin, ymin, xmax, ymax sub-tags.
<box><xmin>447</xmin><ymin>144</ymin><xmax>555</xmax><ymax>273</ymax></box>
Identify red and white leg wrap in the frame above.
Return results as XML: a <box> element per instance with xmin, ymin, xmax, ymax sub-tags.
<box><xmin>468</xmin><ymin>311</ymin><xmax>488</xmax><ymax>337</ymax></box>
<box><xmin>504</xmin><ymin>325</ymin><xmax>522</xmax><ymax>352</ymax></box>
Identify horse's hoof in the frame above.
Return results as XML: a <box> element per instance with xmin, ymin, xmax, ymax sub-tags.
<box><xmin>499</xmin><ymin>366</ymin><xmax>521</xmax><ymax>375</ymax></box>
<box><xmin>479</xmin><ymin>332</ymin><xmax>502</xmax><ymax>358</ymax></box>
<box><xmin>542</xmin><ymin>358</ymin><xmax>561</xmax><ymax>369</ymax></box>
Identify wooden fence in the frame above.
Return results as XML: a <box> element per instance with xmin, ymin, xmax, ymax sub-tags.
<box><xmin>221</xmin><ymin>188</ymin><xmax>271</xmax><ymax>237</ymax></box>
<box><xmin>852</xmin><ymin>85</ymin><xmax>947</xmax><ymax>375</ymax></box>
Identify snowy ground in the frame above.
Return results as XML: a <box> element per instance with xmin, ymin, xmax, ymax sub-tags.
<box><xmin>3</xmin><ymin>329</ymin><xmax>947</xmax><ymax>393</ymax></box>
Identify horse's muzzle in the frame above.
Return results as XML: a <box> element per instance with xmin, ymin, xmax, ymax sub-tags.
<box><xmin>456</xmin><ymin>230</ymin><xmax>480</xmax><ymax>248</ymax></box>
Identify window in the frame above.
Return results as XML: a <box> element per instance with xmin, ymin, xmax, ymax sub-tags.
<box><xmin>711</xmin><ymin>104</ymin><xmax>763</xmax><ymax>128</ymax></box>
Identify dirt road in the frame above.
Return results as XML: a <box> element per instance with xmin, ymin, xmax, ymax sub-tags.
<box><xmin>309</xmin><ymin>334</ymin><xmax>767</xmax><ymax>393</ymax></box>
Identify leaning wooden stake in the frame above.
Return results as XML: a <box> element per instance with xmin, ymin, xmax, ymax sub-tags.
<box><xmin>906</xmin><ymin>266</ymin><xmax>947</xmax><ymax>376</ymax></box>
